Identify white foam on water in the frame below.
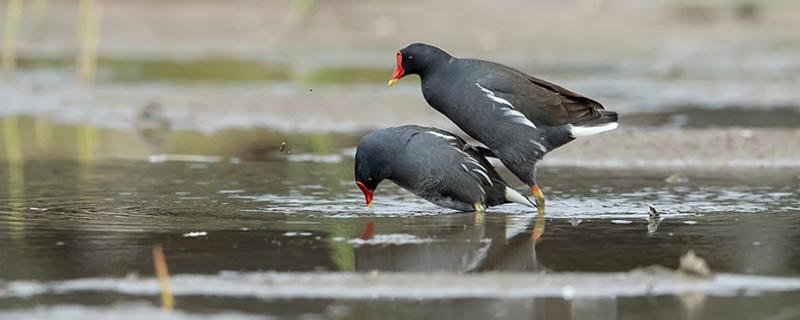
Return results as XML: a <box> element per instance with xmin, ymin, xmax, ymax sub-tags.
<box><xmin>347</xmin><ymin>234</ymin><xmax>436</xmax><ymax>246</ymax></box>
<box><xmin>283</xmin><ymin>231</ymin><xmax>312</xmax><ymax>237</ymax></box>
<box><xmin>5</xmin><ymin>272</ymin><xmax>800</xmax><ymax>300</ymax></box>
<box><xmin>285</xmin><ymin>154</ymin><xmax>343</xmax><ymax>163</ymax></box>
<box><xmin>182</xmin><ymin>231</ymin><xmax>208</xmax><ymax>238</ymax></box>
<box><xmin>0</xmin><ymin>303</ymin><xmax>269</xmax><ymax>320</ymax></box>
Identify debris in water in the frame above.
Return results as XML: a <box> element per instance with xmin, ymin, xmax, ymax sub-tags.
<box><xmin>684</xmin><ymin>220</ymin><xmax>698</xmax><ymax>225</ymax></box>
<box><xmin>279</xmin><ymin>142</ymin><xmax>287</xmax><ymax>153</ymax></box>
<box><xmin>610</xmin><ymin>219</ymin><xmax>633</xmax><ymax>225</ymax></box>
<box><xmin>569</xmin><ymin>217</ymin><xmax>582</xmax><ymax>226</ymax></box>
<box><xmin>647</xmin><ymin>205</ymin><xmax>664</xmax><ymax>237</ymax></box>
<box><xmin>151</xmin><ymin>245</ymin><xmax>174</xmax><ymax>311</ymax></box>
<box><xmin>665</xmin><ymin>174</ymin><xmax>688</xmax><ymax>184</ymax></box>
<box><xmin>135</xmin><ymin>101</ymin><xmax>171</xmax><ymax>148</ymax></box>
<box><xmin>182</xmin><ymin>231</ymin><xmax>207</xmax><ymax>238</ymax></box>
<box><xmin>648</xmin><ymin>204</ymin><xmax>660</xmax><ymax>218</ymax></box>
<box><xmin>678</xmin><ymin>250</ymin><xmax>712</xmax><ymax>278</ymax></box>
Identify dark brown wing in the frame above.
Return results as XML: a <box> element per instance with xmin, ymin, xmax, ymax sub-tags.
<box><xmin>474</xmin><ymin>60</ymin><xmax>605</xmax><ymax>127</ymax></box>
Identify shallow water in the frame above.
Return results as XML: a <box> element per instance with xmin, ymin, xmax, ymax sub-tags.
<box><xmin>0</xmin><ymin>157</ymin><xmax>799</xmax><ymax>318</ymax></box>
<box><xmin>1</xmin><ymin>119</ymin><xmax>800</xmax><ymax>319</ymax></box>
<box><xmin>1</xmin><ymin>159</ymin><xmax>799</xmax><ymax>278</ymax></box>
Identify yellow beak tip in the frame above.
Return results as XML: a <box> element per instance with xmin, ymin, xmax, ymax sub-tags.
<box><xmin>387</xmin><ymin>79</ymin><xmax>397</xmax><ymax>87</ymax></box>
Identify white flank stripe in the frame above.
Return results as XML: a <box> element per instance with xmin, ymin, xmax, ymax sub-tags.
<box><xmin>425</xmin><ymin>131</ymin><xmax>458</xmax><ymax>141</ymax></box>
<box><xmin>504</xmin><ymin>187</ymin><xmax>535</xmax><ymax>207</ymax></box>
<box><xmin>475</xmin><ymin>83</ymin><xmax>537</xmax><ymax>129</ymax></box>
<box><xmin>569</xmin><ymin>122</ymin><xmax>619</xmax><ymax>137</ymax></box>
<box><xmin>528</xmin><ymin>139</ymin><xmax>548</xmax><ymax>153</ymax></box>
<box><xmin>475</xmin><ymin>83</ymin><xmax>513</xmax><ymax>108</ymax></box>
<box><xmin>471</xmin><ymin>168</ymin><xmax>493</xmax><ymax>185</ymax></box>
<box><xmin>460</xmin><ymin>164</ymin><xmax>469</xmax><ymax>172</ymax></box>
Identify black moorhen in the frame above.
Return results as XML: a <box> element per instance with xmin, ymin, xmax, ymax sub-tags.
<box><xmin>354</xmin><ymin>125</ymin><xmax>534</xmax><ymax>212</ymax></box>
<box><xmin>388</xmin><ymin>43</ymin><xmax>619</xmax><ymax>214</ymax></box>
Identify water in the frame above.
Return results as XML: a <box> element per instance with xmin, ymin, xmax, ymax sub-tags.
<box><xmin>1</xmin><ymin>120</ymin><xmax>799</xmax><ymax>319</ymax></box>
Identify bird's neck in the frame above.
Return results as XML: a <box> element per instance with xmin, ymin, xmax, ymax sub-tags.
<box><xmin>417</xmin><ymin>56</ymin><xmax>455</xmax><ymax>79</ymax></box>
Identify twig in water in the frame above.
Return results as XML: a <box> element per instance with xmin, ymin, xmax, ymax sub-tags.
<box><xmin>152</xmin><ymin>245</ymin><xmax>174</xmax><ymax>311</ymax></box>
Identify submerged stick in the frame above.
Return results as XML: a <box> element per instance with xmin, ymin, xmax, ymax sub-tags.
<box><xmin>152</xmin><ymin>245</ymin><xmax>174</xmax><ymax>311</ymax></box>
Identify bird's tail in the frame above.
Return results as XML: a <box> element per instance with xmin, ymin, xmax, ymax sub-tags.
<box><xmin>505</xmin><ymin>187</ymin><xmax>535</xmax><ymax>207</ymax></box>
<box><xmin>569</xmin><ymin>110</ymin><xmax>619</xmax><ymax>137</ymax></box>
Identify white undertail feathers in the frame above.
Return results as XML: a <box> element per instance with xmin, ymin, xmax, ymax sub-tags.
<box><xmin>504</xmin><ymin>187</ymin><xmax>535</xmax><ymax>207</ymax></box>
<box><xmin>568</xmin><ymin>122</ymin><xmax>619</xmax><ymax>137</ymax></box>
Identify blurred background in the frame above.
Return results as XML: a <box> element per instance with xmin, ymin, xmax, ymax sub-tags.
<box><xmin>2</xmin><ymin>0</ymin><xmax>800</xmax><ymax>164</ymax></box>
<box><xmin>3</xmin><ymin>2</ymin><xmax>800</xmax><ymax>318</ymax></box>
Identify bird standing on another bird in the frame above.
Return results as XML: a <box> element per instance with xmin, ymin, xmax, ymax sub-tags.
<box><xmin>354</xmin><ymin>125</ymin><xmax>534</xmax><ymax>212</ymax></box>
<box><xmin>388</xmin><ymin>43</ymin><xmax>620</xmax><ymax>215</ymax></box>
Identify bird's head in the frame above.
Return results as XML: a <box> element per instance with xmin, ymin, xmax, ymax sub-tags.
<box><xmin>353</xmin><ymin>132</ymin><xmax>395</xmax><ymax>207</ymax></box>
<box><xmin>388</xmin><ymin>43</ymin><xmax>452</xmax><ymax>86</ymax></box>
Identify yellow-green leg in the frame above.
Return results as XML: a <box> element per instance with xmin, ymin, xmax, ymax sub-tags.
<box><xmin>473</xmin><ymin>202</ymin><xmax>485</xmax><ymax>228</ymax></box>
<box><xmin>530</xmin><ymin>185</ymin><xmax>545</xmax><ymax>242</ymax></box>
<box><xmin>531</xmin><ymin>185</ymin><xmax>545</xmax><ymax>216</ymax></box>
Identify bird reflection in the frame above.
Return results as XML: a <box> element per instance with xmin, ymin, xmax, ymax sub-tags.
<box><xmin>134</xmin><ymin>101</ymin><xmax>171</xmax><ymax>151</ymax></box>
<box><xmin>354</xmin><ymin>213</ymin><xmax>546</xmax><ymax>273</ymax></box>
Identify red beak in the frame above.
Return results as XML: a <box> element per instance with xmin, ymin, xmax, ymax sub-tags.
<box><xmin>356</xmin><ymin>181</ymin><xmax>374</xmax><ymax>207</ymax></box>
<box><xmin>388</xmin><ymin>51</ymin><xmax>404</xmax><ymax>86</ymax></box>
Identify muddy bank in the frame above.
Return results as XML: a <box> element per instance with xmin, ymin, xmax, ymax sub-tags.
<box><xmin>14</xmin><ymin>1</ymin><xmax>800</xmax><ymax>70</ymax></box>
<box><xmin>544</xmin><ymin>128</ymin><xmax>800</xmax><ymax>168</ymax></box>
<box><xmin>4</xmin><ymin>76</ymin><xmax>800</xmax><ymax>167</ymax></box>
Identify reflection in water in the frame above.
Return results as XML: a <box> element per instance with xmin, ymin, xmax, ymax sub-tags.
<box><xmin>0</xmin><ymin>117</ymin><xmax>799</xmax><ymax>318</ymax></box>
<box><xmin>680</xmin><ymin>291</ymin><xmax>707</xmax><ymax>320</ymax></box>
<box><xmin>134</xmin><ymin>101</ymin><xmax>171</xmax><ymax>152</ymax></box>
<box><xmin>647</xmin><ymin>216</ymin><xmax>664</xmax><ymax>236</ymax></box>
<box><xmin>33</xmin><ymin>118</ymin><xmax>56</xmax><ymax>151</ymax></box>
<box><xmin>353</xmin><ymin>214</ymin><xmax>548</xmax><ymax>273</ymax></box>
<box><xmin>0</xmin><ymin>159</ymin><xmax>798</xmax><ymax>280</ymax></box>
<box><xmin>76</xmin><ymin>125</ymin><xmax>97</xmax><ymax>161</ymax></box>
<box><xmin>0</xmin><ymin>116</ymin><xmax>364</xmax><ymax>161</ymax></box>
<box><xmin>5</xmin><ymin>161</ymin><xmax>25</xmax><ymax>240</ymax></box>
<box><xmin>3</xmin><ymin>117</ymin><xmax>25</xmax><ymax>240</ymax></box>
<box><xmin>3</xmin><ymin>117</ymin><xmax>23</xmax><ymax>161</ymax></box>
<box><xmin>569</xmin><ymin>299</ymin><xmax>617</xmax><ymax>320</ymax></box>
